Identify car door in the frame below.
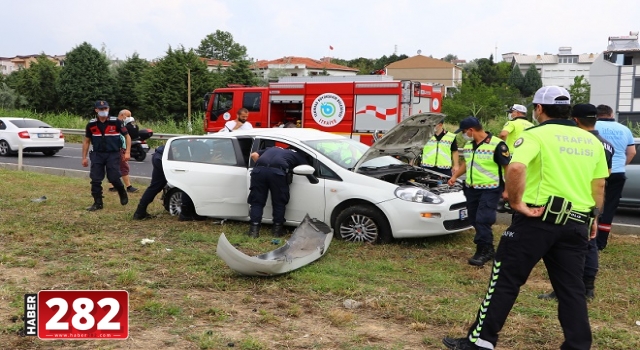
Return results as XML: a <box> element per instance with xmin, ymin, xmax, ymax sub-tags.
<box><xmin>250</xmin><ymin>138</ymin><xmax>326</xmax><ymax>224</ymax></box>
<box><xmin>163</xmin><ymin>136</ymin><xmax>249</xmax><ymax>218</ymax></box>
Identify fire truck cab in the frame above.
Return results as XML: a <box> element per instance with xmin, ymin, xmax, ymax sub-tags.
<box><xmin>203</xmin><ymin>75</ymin><xmax>442</xmax><ymax>145</ymax></box>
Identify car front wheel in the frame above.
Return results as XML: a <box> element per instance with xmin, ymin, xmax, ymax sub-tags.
<box><xmin>163</xmin><ymin>188</ymin><xmax>183</xmax><ymax>216</ymax></box>
<box><xmin>335</xmin><ymin>205</ymin><xmax>392</xmax><ymax>244</ymax></box>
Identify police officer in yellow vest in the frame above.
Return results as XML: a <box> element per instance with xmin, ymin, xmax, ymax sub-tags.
<box><xmin>443</xmin><ymin>86</ymin><xmax>608</xmax><ymax>350</ymax></box>
<box><xmin>447</xmin><ymin>117</ymin><xmax>510</xmax><ymax>266</ymax></box>
<box><xmin>499</xmin><ymin>104</ymin><xmax>534</xmax><ymax>151</ymax></box>
<box><xmin>420</xmin><ymin>118</ymin><xmax>459</xmax><ymax>176</ymax></box>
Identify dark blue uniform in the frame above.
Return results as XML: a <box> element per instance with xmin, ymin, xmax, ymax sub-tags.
<box><xmin>134</xmin><ymin>146</ymin><xmax>167</xmax><ymax>219</ymax></box>
<box><xmin>85</xmin><ymin>117</ymin><xmax>128</xmax><ymax>196</ymax></box>
<box><xmin>584</xmin><ymin>130</ymin><xmax>614</xmax><ymax>285</ymax></box>
<box><xmin>248</xmin><ymin>147</ymin><xmax>307</xmax><ymax>224</ymax></box>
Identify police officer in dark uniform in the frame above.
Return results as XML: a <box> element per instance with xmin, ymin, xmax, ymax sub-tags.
<box><xmin>247</xmin><ymin>144</ymin><xmax>307</xmax><ymax>238</ymax></box>
<box><xmin>443</xmin><ymin>87</ymin><xmax>609</xmax><ymax>350</ymax></box>
<box><xmin>133</xmin><ymin>145</ymin><xmax>166</xmax><ymax>220</ymax></box>
<box><xmin>82</xmin><ymin>100</ymin><xmax>131</xmax><ymax>211</ymax></box>
<box><xmin>538</xmin><ymin>103</ymin><xmax>614</xmax><ymax>301</ymax></box>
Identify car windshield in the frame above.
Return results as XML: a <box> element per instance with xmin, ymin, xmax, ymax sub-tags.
<box><xmin>9</xmin><ymin>119</ymin><xmax>52</xmax><ymax>128</ymax></box>
<box><xmin>303</xmin><ymin>138</ymin><xmax>404</xmax><ymax>169</ymax></box>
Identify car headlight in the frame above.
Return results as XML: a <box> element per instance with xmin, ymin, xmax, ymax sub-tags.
<box><xmin>394</xmin><ymin>186</ymin><xmax>444</xmax><ymax>204</ymax></box>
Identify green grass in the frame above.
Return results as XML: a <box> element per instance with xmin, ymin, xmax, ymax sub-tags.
<box><xmin>0</xmin><ymin>168</ymin><xmax>639</xmax><ymax>349</ymax></box>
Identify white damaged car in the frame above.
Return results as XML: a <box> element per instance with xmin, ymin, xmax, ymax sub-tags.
<box><xmin>162</xmin><ymin>113</ymin><xmax>471</xmax><ymax>243</ymax></box>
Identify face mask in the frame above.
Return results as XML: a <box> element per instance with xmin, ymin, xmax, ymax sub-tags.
<box><xmin>508</xmin><ymin>114</ymin><xmax>514</xmax><ymax>121</ymax></box>
<box><xmin>434</xmin><ymin>126</ymin><xmax>443</xmax><ymax>135</ymax></box>
<box><xmin>532</xmin><ymin>109</ymin><xmax>540</xmax><ymax>125</ymax></box>
<box><xmin>462</xmin><ymin>132</ymin><xmax>473</xmax><ymax>142</ymax></box>
<box><xmin>98</xmin><ymin>111</ymin><xmax>108</xmax><ymax>117</ymax></box>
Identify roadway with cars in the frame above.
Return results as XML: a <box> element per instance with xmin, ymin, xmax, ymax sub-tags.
<box><xmin>2</xmin><ymin>142</ymin><xmax>639</xmax><ymax>234</ymax></box>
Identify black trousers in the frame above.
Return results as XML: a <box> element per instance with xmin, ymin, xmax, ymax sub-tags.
<box><xmin>596</xmin><ymin>172</ymin><xmax>626</xmax><ymax>250</ymax></box>
<box><xmin>248</xmin><ymin>167</ymin><xmax>290</xmax><ymax>224</ymax></box>
<box><xmin>89</xmin><ymin>151</ymin><xmax>124</xmax><ymax>195</ymax></box>
<box><xmin>463</xmin><ymin>187</ymin><xmax>501</xmax><ymax>247</ymax></box>
<box><xmin>137</xmin><ymin>150</ymin><xmax>166</xmax><ymax>212</ymax></box>
<box><xmin>466</xmin><ymin>213</ymin><xmax>591</xmax><ymax>350</ymax></box>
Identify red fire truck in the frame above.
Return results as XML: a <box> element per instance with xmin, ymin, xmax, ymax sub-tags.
<box><xmin>203</xmin><ymin>75</ymin><xmax>442</xmax><ymax>145</ymax></box>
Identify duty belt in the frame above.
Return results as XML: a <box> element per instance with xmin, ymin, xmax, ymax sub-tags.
<box><xmin>526</xmin><ymin>204</ymin><xmax>591</xmax><ymax>224</ymax></box>
<box><xmin>256</xmin><ymin>164</ymin><xmax>288</xmax><ymax>172</ymax></box>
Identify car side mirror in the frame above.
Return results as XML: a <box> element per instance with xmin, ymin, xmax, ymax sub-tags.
<box><xmin>293</xmin><ymin>165</ymin><xmax>319</xmax><ymax>184</ymax></box>
<box><xmin>293</xmin><ymin>165</ymin><xmax>315</xmax><ymax>175</ymax></box>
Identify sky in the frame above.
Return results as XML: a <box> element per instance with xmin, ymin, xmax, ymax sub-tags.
<box><xmin>2</xmin><ymin>0</ymin><xmax>640</xmax><ymax>63</ymax></box>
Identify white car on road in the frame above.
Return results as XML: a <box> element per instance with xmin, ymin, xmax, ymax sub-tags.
<box><xmin>162</xmin><ymin>113</ymin><xmax>471</xmax><ymax>243</ymax></box>
<box><xmin>0</xmin><ymin>117</ymin><xmax>64</xmax><ymax>156</ymax></box>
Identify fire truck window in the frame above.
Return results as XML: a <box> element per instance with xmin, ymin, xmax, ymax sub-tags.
<box><xmin>212</xmin><ymin>93</ymin><xmax>233</xmax><ymax>120</ymax></box>
<box><xmin>242</xmin><ymin>92</ymin><xmax>261</xmax><ymax>112</ymax></box>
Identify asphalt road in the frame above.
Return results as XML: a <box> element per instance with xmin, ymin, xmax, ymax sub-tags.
<box><xmin>1</xmin><ymin>143</ymin><xmax>154</xmax><ymax>178</ymax></box>
<box><xmin>2</xmin><ymin>143</ymin><xmax>639</xmax><ymax>234</ymax></box>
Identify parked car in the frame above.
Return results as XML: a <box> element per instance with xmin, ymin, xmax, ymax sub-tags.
<box><xmin>161</xmin><ymin>113</ymin><xmax>471</xmax><ymax>243</ymax></box>
<box><xmin>0</xmin><ymin>118</ymin><xmax>64</xmax><ymax>156</ymax></box>
<box><xmin>619</xmin><ymin>138</ymin><xmax>640</xmax><ymax>208</ymax></box>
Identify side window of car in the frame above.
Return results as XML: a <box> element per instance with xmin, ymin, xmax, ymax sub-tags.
<box><xmin>168</xmin><ymin>138</ymin><xmax>238</xmax><ymax>166</ymax></box>
<box><xmin>318</xmin><ymin>161</ymin><xmax>342</xmax><ymax>181</ymax></box>
<box><xmin>0</xmin><ymin>121</ymin><xmax>5</xmax><ymax>130</ymax></box>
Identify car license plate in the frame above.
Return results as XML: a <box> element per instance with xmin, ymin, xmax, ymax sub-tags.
<box><xmin>459</xmin><ymin>208</ymin><xmax>468</xmax><ymax>220</ymax></box>
<box><xmin>38</xmin><ymin>133</ymin><xmax>54</xmax><ymax>138</ymax></box>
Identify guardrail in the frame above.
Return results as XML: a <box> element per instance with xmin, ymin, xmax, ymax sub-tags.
<box><xmin>60</xmin><ymin>129</ymin><xmax>186</xmax><ymax>140</ymax></box>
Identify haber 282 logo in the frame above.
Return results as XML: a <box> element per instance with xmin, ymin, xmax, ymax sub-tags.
<box><xmin>311</xmin><ymin>93</ymin><xmax>345</xmax><ymax>128</ymax></box>
<box><xmin>25</xmin><ymin>290</ymin><xmax>129</xmax><ymax>340</ymax></box>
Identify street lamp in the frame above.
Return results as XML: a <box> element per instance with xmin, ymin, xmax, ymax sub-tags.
<box><xmin>187</xmin><ymin>66</ymin><xmax>192</xmax><ymax>133</ymax></box>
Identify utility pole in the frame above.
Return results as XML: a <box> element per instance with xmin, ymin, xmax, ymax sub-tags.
<box><xmin>187</xmin><ymin>67</ymin><xmax>192</xmax><ymax>133</ymax></box>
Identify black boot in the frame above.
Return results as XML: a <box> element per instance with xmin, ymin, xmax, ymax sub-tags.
<box><xmin>86</xmin><ymin>195</ymin><xmax>104</xmax><ymax>211</ymax></box>
<box><xmin>116</xmin><ymin>186</ymin><xmax>128</xmax><ymax>205</ymax></box>
<box><xmin>247</xmin><ymin>223</ymin><xmax>260</xmax><ymax>238</ymax></box>
<box><xmin>442</xmin><ymin>336</ymin><xmax>490</xmax><ymax>350</ymax></box>
<box><xmin>468</xmin><ymin>245</ymin><xmax>494</xmax><ymax>266</ymax></box>
<box><xmin>538</xmin><ymin>290</ymin><xmax>557</xmax><ymax>300</ymax></box>
<box><xmin>584</xmin><ymin>276</ymin><xmax>595</xmax><ymax>300</ymax></box>
<box><xmin>272</xmin><ymin>223</ymin><xmax>285</xmax><ymax>237</ymax></box>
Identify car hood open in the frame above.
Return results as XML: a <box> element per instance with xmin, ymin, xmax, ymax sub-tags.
<box><xmin>352</xmin><ymin>112</ymin><xmax>445</xmax><ymax>172</ymax></box>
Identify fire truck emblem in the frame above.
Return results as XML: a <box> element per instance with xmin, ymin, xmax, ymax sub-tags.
<box><xmin>432</xmin><ymin>98</ymin><xmax>440</xmax><ymax>111</ymax></box>
<box><xmin>312</xmin><ymin>93</ymin><xmax>345</xmax><ymax>127</ymax></box>
<box><xmin>355</xmin><ymin>105</ymin><xmax>398</xmax><ymax>120</ymax></box>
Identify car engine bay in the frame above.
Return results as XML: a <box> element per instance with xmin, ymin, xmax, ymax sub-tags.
<box><xmin>357</xmin><ymin>164</ymin><xmax>464</xmax><ymax>194</ymax></box>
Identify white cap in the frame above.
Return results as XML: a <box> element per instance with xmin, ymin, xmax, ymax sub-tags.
<box><xmin>532</xmin><ymin>86</ymin><xmax>571</xmax><ymax>105</ymax></box>
<box><xmin>124</xmin><ymin>116</ymin><xmax>135</xmax><ymax>124</ymax></box>
<box><xmin>508</xmin><ymin>104</ymin><xmax>527</xmax><ymax>113</ymax></box>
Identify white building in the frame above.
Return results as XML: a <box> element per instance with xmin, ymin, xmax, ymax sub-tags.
<box><xmin>589</xmin><ymin>32</ymin><xmax>640</xmax><ymax>123</ymax></box>
<box><xmin>503</xmin><ymin>47</ymin><xmax>597</xmax><ymax>88</ymax></box>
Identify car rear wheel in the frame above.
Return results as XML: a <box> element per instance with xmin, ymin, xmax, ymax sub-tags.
<box><xmin>335</xmin><ymin>205</ymin><xmax>392</xmax><ymax>244</ymax></box>
<box><xmin>0</xmin><ymin>140</ymin><xmax>13</xmax><ymax>156</ymax></box>
<box><xmin>163</xmin><ymin>188</ymin><xmax>183</xmax><ymax>216</ymax></box>
<box><xmin>42</xmin><ymin>150</ymin><xmax>58</xmax><ymax>156</ymax></box>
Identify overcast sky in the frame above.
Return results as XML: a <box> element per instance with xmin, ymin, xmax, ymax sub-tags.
<box><xmin>2</xmin><ymin>0</ymin><xmax>639</xmax><ymax>63</ymax></box>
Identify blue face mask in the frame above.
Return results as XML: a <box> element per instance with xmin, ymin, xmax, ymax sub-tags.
<box><xmin>98</xmin><ymin>111</ymin><xmax>108</xmax><ymax>117</ymax></box>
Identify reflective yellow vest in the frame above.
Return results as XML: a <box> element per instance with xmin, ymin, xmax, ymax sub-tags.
<box><xmin>421</xmin><ymin>131</ymin><xmax>457</xmax><ymax>169</ymax></box>
<box><xmin>463</xmin><ymin>136</ymin><xmax>501</xmax><ymax>189</ymax></box>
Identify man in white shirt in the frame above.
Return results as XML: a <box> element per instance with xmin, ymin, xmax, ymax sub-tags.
<box><xmin>220</xmin><ymin>108</ymin><xmax>253</xmax><ymax>132</ymax></box>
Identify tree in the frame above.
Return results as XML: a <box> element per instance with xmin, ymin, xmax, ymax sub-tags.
<box><xmin>521</xmin><ymin>65</ymin><xmax>542</xmax><ymax>97</ymax></box>
<box><xmin>223</xmin><ymin>59</ymin><xmax>258</xmax><ymax>86</ymax></box>
<box><xmin>113</xmin><ymin>53</ymin><xmax>150</xmax><ymax>117</ymax></box>
<box><xmin>137</xmin><ymin>46</ymin><xmax>215</xmax><ymax>122</ymax></box>
<box><xmin>442</xmin><ymin>54</ymin><xmax>458</xmax><ymax>63</ymax></box>
<box><xmin>0</xmin><ymin>83</ymin><xmax>19</xmax><ymax>109</ymax></box>
<box><xmin>13</xmin><ymin>55</ymin><xmax>61</xmax><ymax>112</ymax></box>
<box><xmin>58</xmin><ymin>42</ymin><xmax>115</xmax><ymax>116</ymax></box>
<box><xmin>568</xmin><ymin>75</ymin><xmax>591</xmax><ymax>105</ymax></box>
<box><xmin>507</xmin><ymin>64</ymin><xmax>525</xmax><ymax>94</ymax></box>
<box><xmin>196</xmin><ymin>30</ymin><xmax>247</xmax><ymax>62</ymax></box>
<box><xmin>442</xmin><ymin>72</ymin><xmax>521</xmax><ymax>124</ymax></box>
